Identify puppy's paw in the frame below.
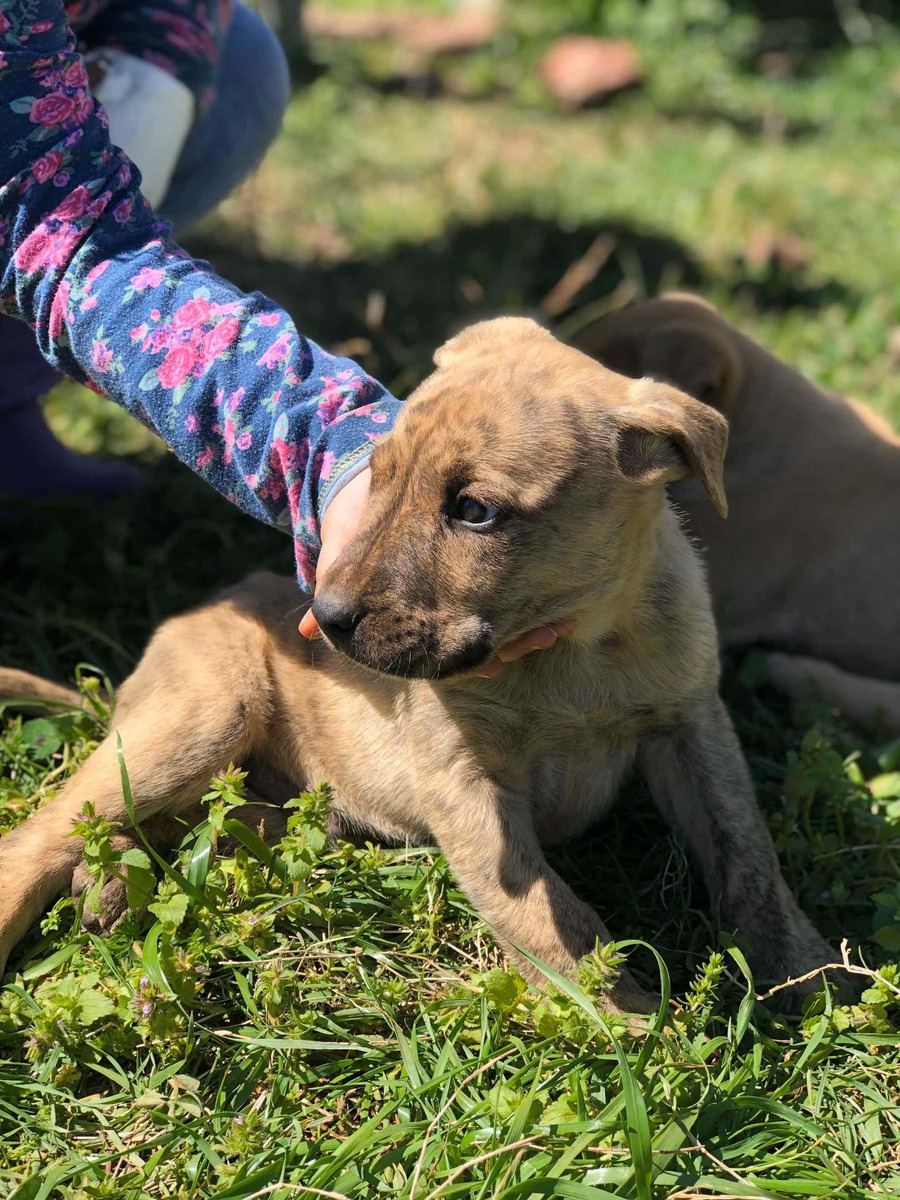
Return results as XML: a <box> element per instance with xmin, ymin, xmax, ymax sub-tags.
<box><xmin>71</xmin><ymin>861</ymin><xmax>131</xmax><ymax>935</ymax></box>
<box><xmin>755</xmin><ymin>938</ymin><xmax>863</xmax><ymax>1014</ymax></box>
<box><xmin>604</xmin><ymin>973</ymin><xmax>664</xmax><ymax>1025</ymax></box>
<box><xmin>763</xmin><ymin>966</ymin><xmax>862</xmax><ymax>1014</ymax></box>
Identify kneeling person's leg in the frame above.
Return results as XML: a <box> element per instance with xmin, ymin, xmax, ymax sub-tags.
<box><xmin>160</xmin><ymin>3</ymin><xmax>291</xmax><ymax>234</ymax></box>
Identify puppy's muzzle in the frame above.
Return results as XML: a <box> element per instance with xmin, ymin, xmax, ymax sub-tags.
<box><xmin>312</xmin><ymin>589</ymin><xmax>493</xmax><ymax>679</ymax></box>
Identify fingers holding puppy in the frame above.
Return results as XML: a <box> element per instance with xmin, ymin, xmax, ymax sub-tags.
<box><xmin>474</xmin><ymin>620</ymin><xmax>576</xmax><ymax>678</ymax></box>
<box><xmin>299</xmin><ymin>466</ymin><xmax>373</xmax><ymax>644</ymax></box>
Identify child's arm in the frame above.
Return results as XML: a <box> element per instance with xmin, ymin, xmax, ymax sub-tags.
<box><xmin>0</xmin><ymin>0</ymin><xmax>402</xmax><ymax>588</ymax></box>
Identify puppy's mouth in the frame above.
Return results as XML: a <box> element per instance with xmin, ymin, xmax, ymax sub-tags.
<box><xmin>321</xmin><ymin>619</ymin><xmax>495</xmax><ymax>681</ymax></box>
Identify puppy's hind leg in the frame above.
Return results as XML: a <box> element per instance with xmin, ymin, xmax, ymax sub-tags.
<box><xmin>0</xmin><ymin>683</ymin><xmax>258</xmax><ymax>977</ymax></box>
<box><xmin>766</xmin><ymin>652</ymin><xmax>900</xmax><ymax>734</ymax></box>
<box><xmin>0</xmin><ymin>668</ymin><xmax>81</xmax><ymax>712</ymax></box>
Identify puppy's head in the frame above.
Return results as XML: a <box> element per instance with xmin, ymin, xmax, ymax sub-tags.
<box><xmin>314</xmin><ymin>317</ymin><xmax>728</xmax><ymax>679</ymax></box>
<box><xmin>573</xmin><ymin>293</ymin><xmax>744</xmax><ymax>415</ymax></box>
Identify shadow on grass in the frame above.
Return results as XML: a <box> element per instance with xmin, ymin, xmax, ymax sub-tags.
<box><xmin>738</xmin><ymin>0</ymin><xmax>900</xmax><ymax>51</ymax></box>
<box><xmin>187</xmin><ymin>215</ymin><xmax>708</xmax><ymax>390</ymax></box>
<box><xmin>188</xmin><ymin>214</ymin><xmax>858</xmax><ymax>392</ymax></box>
<box><xmin>0</xmin><ymin>460</ymin><xmax>291</xmax><ymax>680</ymax></box>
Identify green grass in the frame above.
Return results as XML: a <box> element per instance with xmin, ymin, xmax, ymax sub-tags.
<box><xmin>3</xmin><ymin>0</ymin><xmax>900</xmax><ymax>1195</ymax></box>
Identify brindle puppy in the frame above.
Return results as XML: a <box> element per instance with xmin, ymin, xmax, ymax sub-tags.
<box><xmin>0</xmin><ymin>318</ymin><xmax>843</xmax><ymax>1011</ymax></box>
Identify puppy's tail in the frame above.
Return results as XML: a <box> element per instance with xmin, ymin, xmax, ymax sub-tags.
<box><xmin>0</xmin><ymin>668</ymin><xmax>80</xmax><ymax>708</ymax></box>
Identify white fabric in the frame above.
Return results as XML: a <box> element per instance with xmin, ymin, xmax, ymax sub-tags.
<box><xmin>86</xmin><ymin>49</ymin><xmax>195</xmax><ymax>209</ymax></box>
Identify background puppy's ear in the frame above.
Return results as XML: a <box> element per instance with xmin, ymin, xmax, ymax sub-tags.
<box><xmin>433</xmin><ymin>316</ymin><xmax>551</xmax><ymax>368</ymax></box>
<box><xmin>614</xmin><ymin>379</ymin><xmax>729</xmax><ymax>516</ymax></box>
<box><xmin>575</xmin><ymin>296</ymin><xmax>743</xmax><ymax>414</ymax></box>
<box><xmin>638</xmin><ymin>324</ymin><xmax>741</xmax><ymax>413</ymax></box>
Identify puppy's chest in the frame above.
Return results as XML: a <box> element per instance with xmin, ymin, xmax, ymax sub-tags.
<box><xmin>468</xmin><ymin>699</ymin><xmax>654</xmax><ymax>843</ymax></box>
<box><xmin>524</xmin><ymin>741</ymin><xmax>637</xmax><ymax>843</ymax></box>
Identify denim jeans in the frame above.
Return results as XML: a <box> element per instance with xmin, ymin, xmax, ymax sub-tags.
<box><xmin>0</xmin><ymin>3</ymin><xmax>290</xmax><ymax>414</ymax></box>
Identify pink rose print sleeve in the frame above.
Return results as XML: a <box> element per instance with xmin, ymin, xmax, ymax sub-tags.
<box><xmin>0</xmin><ymin>0</ymin><xmax>402</xmax><ymax>590</ymax></box>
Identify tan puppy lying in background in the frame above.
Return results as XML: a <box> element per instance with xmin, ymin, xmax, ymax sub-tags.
<box><xmin>576</xmin><ymin>295</ymin><xmax>900</xmax><ymax>731</ymax></box>
<box><xmin>0</xmin><ymin>318</ymin><xmax>843</xmax><ymax>1010</ymax></box>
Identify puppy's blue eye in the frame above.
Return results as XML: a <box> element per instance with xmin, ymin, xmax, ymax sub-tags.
<box><xmin>454</xmin><ymin>496</ymin><xmax>500</xmax><ymax>526</ymax></box>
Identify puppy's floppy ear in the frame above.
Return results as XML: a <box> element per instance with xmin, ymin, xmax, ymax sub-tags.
<box><xmin>614</xmin><ymin>378</ymin><xmax>729</xmax><ymax>517</ymax></box>
<box><xmin>434</xmin><ymin>316</ymin><xmax>551</xmax><ymax>368</ymax></box>
<box><xmin>575</xmin><ymin>295</ymin><xmax>743</xmax><ymax>414</ymax></box>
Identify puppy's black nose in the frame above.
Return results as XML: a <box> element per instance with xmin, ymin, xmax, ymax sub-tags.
<box><xmin>312</xmin><ymin>593</ymin><xmax>367</xmax><ymax>648</ymax></box>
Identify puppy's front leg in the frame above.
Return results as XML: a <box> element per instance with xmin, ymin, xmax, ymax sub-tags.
<box><xmin>639</xmin><ymin>694</ymin><xmax>846</xmax><ymax>1003</ymax></box>
<box><xmin>426</xmin><ymin>779</ymin><xmax>656</xmax><ymax>1014</ymax></box>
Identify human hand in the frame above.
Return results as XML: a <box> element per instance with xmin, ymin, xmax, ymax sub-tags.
<box><xmin>297</xmin><ymin>466</ymin><xmax>574</xmax><ymax>675</ymax></box>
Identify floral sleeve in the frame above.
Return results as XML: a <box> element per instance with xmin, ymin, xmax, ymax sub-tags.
<box><xmin>72</xmin><ymin>0</ymin><xmax>233</xmax><ymax>113</ymax></box>
<box><xmin>0</xmin><ymin>0</ymin><xmax>403</xmax><ymax>589</ymax></box>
